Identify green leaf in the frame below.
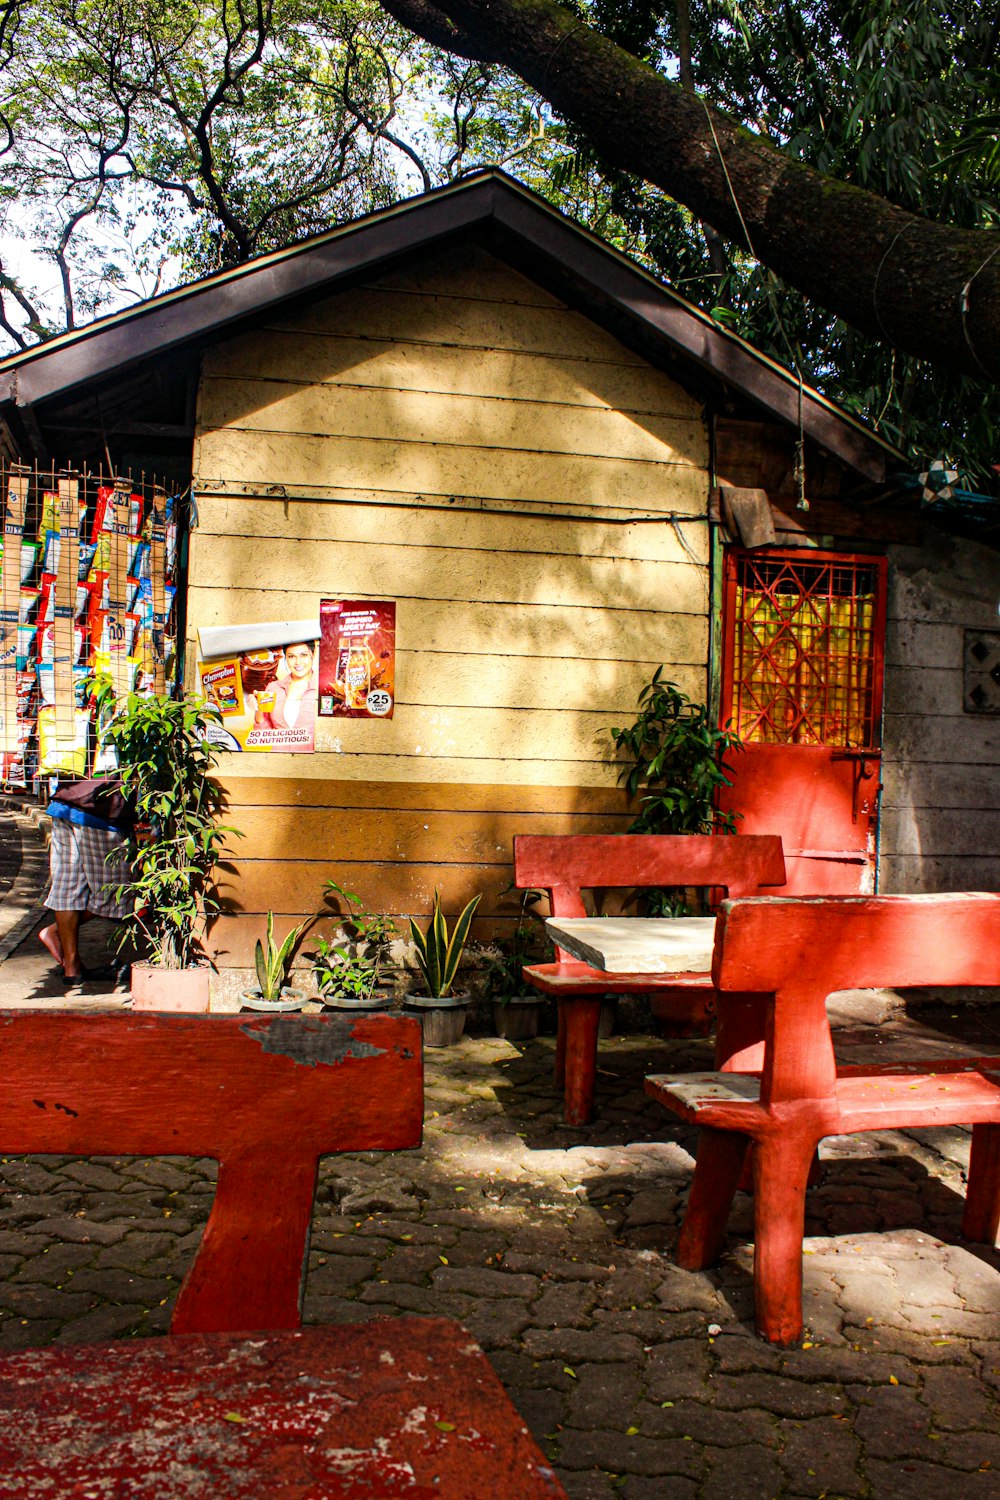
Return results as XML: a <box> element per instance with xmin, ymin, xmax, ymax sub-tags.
<box><xmin>441</xmin><ymin>893</ymin><xmax>481</xmax><ymax>994</ymax></box>
<box><xmin>254</xmin><ymin>939</ymin><xmax>268</xmax><ymax>995</ymax></box>
<box><xmin>410</xmin><ymin>889</ymin><xmax>479</xmax><ymax>997</ymax></box>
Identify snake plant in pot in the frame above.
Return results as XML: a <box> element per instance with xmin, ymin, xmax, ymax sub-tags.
<box><xmin>240</xmin><ymin>910</ymin><xmax>318</xmax><ymax>1011</ymax></box>
<box><xmin>405</xmin><ymin>889</ymin><xmax>481</xmax><ymax>1047</ymax></box>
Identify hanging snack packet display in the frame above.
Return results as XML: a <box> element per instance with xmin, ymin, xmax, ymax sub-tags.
<box><xmin>0</xmin><ymin>540</ymin><xmax>39</xmax><ymax>586</ymax></box>
<box><xmin>0</xmin><ymin>471</ymin><xmax>28</xmax><ymax>759</ymax></box>
<box><xmin>1</xmin><ymin>714</ymin><xmax>33</xmax><ymax>787</ymax></box>
<box><xmin>104</xmin><ymin>482</ymin><xmax>137</xmax><ymax>703</ymax></box>
<box><xmin>37</xmin><ymin>703</ymin><xmax>90</xmax><ymax>777</ymax></box>
<box><xmin>147</xmin><ymin>489</ymin><xmax>168</xmax><ymax>693</ymax></box>
<box><xmin>48</xmin><ymin>477</ymin><xmax>82</xmax><ymax>750</ymax></box>
<box><xmin>0</xmin><ymin>465</ymin><xmax>180</xmax><ymax>782</ymax></box>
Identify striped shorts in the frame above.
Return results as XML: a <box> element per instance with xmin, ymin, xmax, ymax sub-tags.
<box><xmin>45</xmin><ymin>819</ymin><xmax>132</xmax><ymax>921</ymax></box>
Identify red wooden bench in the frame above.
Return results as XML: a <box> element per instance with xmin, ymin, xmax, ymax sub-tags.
<box><xmin>0</xmin><ymin>1010</ymin><xmax>423</xmax><ymax>1333</ymax></box>
<box><xmin>645</xmin><ymin>894</ymin><xmax>1000</xmax><ymax>1345</ymax></box>
<box><xmin>513</xmin><ymin>833</ymin><xmax>786</xmax><ymax>1124</ymax></box>
<box><xmin>0</xmin><ymin>1010</ymin><xmax>568</xmax><ymax>1497</ymax></box>
<box><xmin>0</xmin><ymin>1319</ymin><xmax>568</xmax><ymax>1498</ymax></box>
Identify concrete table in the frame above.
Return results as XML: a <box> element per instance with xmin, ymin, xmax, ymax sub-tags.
<box><xmin>538</xmin><ymin>917</ymin><xmax>719</xmax><ymax>1126</ymax></box>
<box><xmin>545</xmin><ymin>916</ymin><xmax>717</xmax><ymax>974</ymax></box>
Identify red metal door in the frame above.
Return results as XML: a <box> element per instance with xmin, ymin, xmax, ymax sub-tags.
<box><xmin>718</xmin><ymin>549</ymin><xmax>887</xmax><ymax>894</ymax></box>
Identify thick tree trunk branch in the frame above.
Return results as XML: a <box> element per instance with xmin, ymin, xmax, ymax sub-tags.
<box><xmin>381</xmin><ymin>0</ymin><xmax>1000</xmax><ymax>379</ymax></box>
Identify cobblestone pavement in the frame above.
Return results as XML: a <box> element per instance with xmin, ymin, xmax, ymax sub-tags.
<box><xmin>1</xmin><ymin>1010</ymin><xmax>999</xmax><ymax>1499</ymax></box>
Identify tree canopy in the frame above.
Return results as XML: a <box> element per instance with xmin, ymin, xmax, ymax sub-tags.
<box><xmin>0</xmin><ymin>0</ymin><xmax>552</xmax><ymax>339</ymax></box>
<box><xmin>377</xmin><ymin>0</ymin><xmax>1000</xmax><ymax>477</ymax></box>
<box><xmin>1</xmin><ymin>0</ymin><xmax>998</xmax><ymax>479</ymax></box>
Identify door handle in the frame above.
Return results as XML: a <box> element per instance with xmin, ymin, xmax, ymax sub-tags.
<box><xmin>831</xmin><ymin>750</ymin><xmax>882</xmax><ymax>822</ymax></box>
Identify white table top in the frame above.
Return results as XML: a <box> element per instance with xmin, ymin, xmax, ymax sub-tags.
<box><xmin>545</xmin><ymin>916</ymin><xmax>717</xmax><ymax>975</ymax></box>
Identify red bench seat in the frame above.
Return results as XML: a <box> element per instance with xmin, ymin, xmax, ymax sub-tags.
<box><xmin>0</xmin><ymin>1011</ymin><xmax>569</xmax><ymax>1496</ymax></box>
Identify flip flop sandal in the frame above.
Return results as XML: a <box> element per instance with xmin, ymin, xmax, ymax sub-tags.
<box><xmin>61</xmin><ymin>964</ymin><xmax>117</xmax><ymax>987</ymax></box>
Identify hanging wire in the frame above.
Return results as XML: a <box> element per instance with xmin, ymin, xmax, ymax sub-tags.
<box><xmin>959</xmin><ymin>240</ymin><xmax>1000</xmax><ymax>382</ymax></box>
<box><xmin>698</xmin><ymin>96</ymin><xmax>810</xmax><ymax>509</ymax></box>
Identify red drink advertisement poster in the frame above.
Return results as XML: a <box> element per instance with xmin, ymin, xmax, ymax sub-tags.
<box><xmin>318</xmin><ymin>600</ymin><xmax>395</xmax><ymax>718</ymax></box>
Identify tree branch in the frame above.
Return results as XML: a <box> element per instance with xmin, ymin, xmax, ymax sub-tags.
<box><xmin>377</xmin><ymin>0</ymin><xmax>475</xmax><ymax>58</ymax></box>
<box><xmin>337</xmin><ymin>37</ymin><xmax>432</xmax><ymax>194</ymax></box>
<box><xmin>379</xmin><ymin>0</ymin><xmax>1000</xmax><ymax>378</ymax></box>
<box><xmin>0</xmin><ymin>258</ymin><xmax>47</xmax><ymax>346</ymax></box>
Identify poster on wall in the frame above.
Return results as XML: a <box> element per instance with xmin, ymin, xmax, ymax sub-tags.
<box><xmin>318</xmin><ymin>599</ymin><xmax>396</xmax><ymax>719</ymax></box>
<box><xmin>197</xmin><ymin>618</ymin><xmax>319</xmax><ymax>752</ymax></box>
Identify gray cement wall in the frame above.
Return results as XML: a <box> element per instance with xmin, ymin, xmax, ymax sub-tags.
<box><xmin>879</xmin><ymin>528</ymin><xmax>1000</xmax><ymax>892</ymax></box>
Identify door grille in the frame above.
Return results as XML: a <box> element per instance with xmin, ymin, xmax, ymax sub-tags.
<box><xmin>723</xmin><ymin>550</ymin><xmax>887</xmax><ymax>748</ymax></box>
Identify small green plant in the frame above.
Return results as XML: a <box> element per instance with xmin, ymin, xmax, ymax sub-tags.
<box><xmin>609</xmin><ymin>670</ymin><xmax>743</xmax><ymax>915</ymax></box>
<box><xmin>254</xmin><ymin>909</ymin><xmax>318</xmax><ymax>1000</ymax></box>
<box><xmin>610</xmin><ymin>669</ymin><xmax>742</xmax><ymax>835</ymax></box>
<box><xmin>94</xmin><ymin>682</ymin><xmax>240</xmax><ymax>969</ymax></box>
<box><xmin>483</xmin><ymin>888</ymin><xmax>550</xmax><ymax>1005</ymax></box>
<box><xmin>313</xmin><ymin>881</ymin><xmax>397</xmax><ymax>1002</ymax></box>
<box><xmin>409</xmin><ymin>889</ymin><xmax>481</xmax><ymax>998</ymax></box>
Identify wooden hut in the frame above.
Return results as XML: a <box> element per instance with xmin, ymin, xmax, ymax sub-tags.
<box><xmin>1</xmin><ymin>170</ymin><xmax>997</xmax><ymax>975</ymax></box>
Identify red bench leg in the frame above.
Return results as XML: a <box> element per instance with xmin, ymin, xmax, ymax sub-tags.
<box><xmin>676</xmin><ymin>1126</ymin><xmax>749</xmax><ymax>1270</ymax></box>
<box><xmin>751</xmin><ymin>1129</ymin><xmax>820</xmax><ymax>1346</ymax></box>
<box><xmin>561</xmin><ymin>998</ymin><xmax>603</xmax><ymax>1126</ymax></box>
<box><xmin>172</xmin><ymin>1149</ymin><xmax>318</xmax><ymax>1334</ymax></box>
<box><xmin>963</xmin><ymin>1123</ymin><xmax>1000</xmax><ymax>1246</ymax></box>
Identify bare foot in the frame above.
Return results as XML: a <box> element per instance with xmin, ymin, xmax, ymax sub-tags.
<box><xmin>38</xmin><ymin>923</ymin><xmax>63</xmax><ymax>965</ymax></box>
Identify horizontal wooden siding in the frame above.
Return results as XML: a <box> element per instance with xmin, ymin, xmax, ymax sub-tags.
<box><xmin>191</xmin><ymin>245</ymin><xmax>712</xmax><ymax>957</ymax></box>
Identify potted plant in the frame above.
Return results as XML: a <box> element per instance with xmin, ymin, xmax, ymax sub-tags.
<box><xmin>95</xmin><ymin>683</ymin><xmax>240</xmax><ymax>1012</ymax></box>
<box><xmin>240</xmin><ymin>909</ymin><xmax>318</xmax><ymax>1011</ymax></box>
<box><xmin>405</xmin><ymin>889</ymin><xmax>481</xmax><ymax>1047</ymax></box>
<box><xmin>484</xmin><ymin>888</ymin><xmax>551</xmax><ymax>1041</ymax></box>
<box><xmin>313</xmin><ymin>880</ymin><xmax>397</xmax><ymax>1009</ymax></box>
<box><xmin>609</xmin><ymin>669</ymin><xmax>743</xmax><ymax>915</ymax></box>
<box><xmin>608</xmin><ymin>668</ymin><xmax>742</xmax><ymax>1033</ymax></box>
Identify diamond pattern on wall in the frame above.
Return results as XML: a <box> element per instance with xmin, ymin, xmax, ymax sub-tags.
<box><xmin>963</xmin><ymin>629</ymin><xmax>1000</xmax><ymax>714</ymax></box>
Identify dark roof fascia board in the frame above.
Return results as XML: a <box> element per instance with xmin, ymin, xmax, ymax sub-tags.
<box><xmin>0</xmin><ymin>178</ymin><xmax>497</xmax><ymax>410</ymax></box>
<box><xmin>490</xmin><ymin>191</ymin><xmax>894</xmax><ymax>483</ymax></box>
<box><xmin>0</xmin><ymin>170</ymin><xmax>898</xmax><ymax>483</ymax></box>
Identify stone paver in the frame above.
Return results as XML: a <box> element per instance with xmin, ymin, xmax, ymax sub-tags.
<box><xmin>1</xmin><ymin>801</ymin><xmax>1000</xmax><ymax>1496</ymax></box>
<box><xmin>0</xmin><ymin>1019</ymin><xmax>999</xmax><ymax>1497</ymax></box>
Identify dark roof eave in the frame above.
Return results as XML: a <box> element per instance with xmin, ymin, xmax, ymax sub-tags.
<box><xmin>2</xmin><ymin>177</ymin><xmax>499</xmax><ymax>411</ymax></box>
<box><xmin>0</xmin><ymin>171</ymin><xmax>897</xmax><ymax>484</ymax></box>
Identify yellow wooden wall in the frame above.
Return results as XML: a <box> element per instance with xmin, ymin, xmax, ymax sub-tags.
<box><xmin>189</xmin><ymin>244</ymin><xmax>711</xmax><ymax>962</ymax></box>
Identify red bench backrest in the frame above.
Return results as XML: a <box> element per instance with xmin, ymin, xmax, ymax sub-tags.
<box><xmin>514</xmin><ymin>834</ymin><xmax>786</xmax><ymax>918</ymax></box>
<box><xmin>714</xmin><ymin>893</ymin><xmax>1000</xmax><ymax>994</ymax></box>
<box><xmin>713</xmin><ymin>893</ymin><xmax>1000</xmax><ymax>1104</ymax></box>
<box><xmin>0</xmin><ymin>1011</ymin><xmax>422</xmax><ymax>1334</ymax></box>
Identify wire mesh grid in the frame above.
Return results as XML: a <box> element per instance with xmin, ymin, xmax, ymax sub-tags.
<box><xmin>727</xmin><ymin>552</ymin><xmax>883</xmax><ymax>748</ymax></box>
<box><xmin>0</xmin><ymin>462</ymin><xmax>184</xmax><ymax>787</ymax></box>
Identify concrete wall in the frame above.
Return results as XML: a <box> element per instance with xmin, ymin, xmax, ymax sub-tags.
<box><xmin>880</xmin><ymin>528</ymin><xmax>1000</xmax><ymax>892</ymax></box>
